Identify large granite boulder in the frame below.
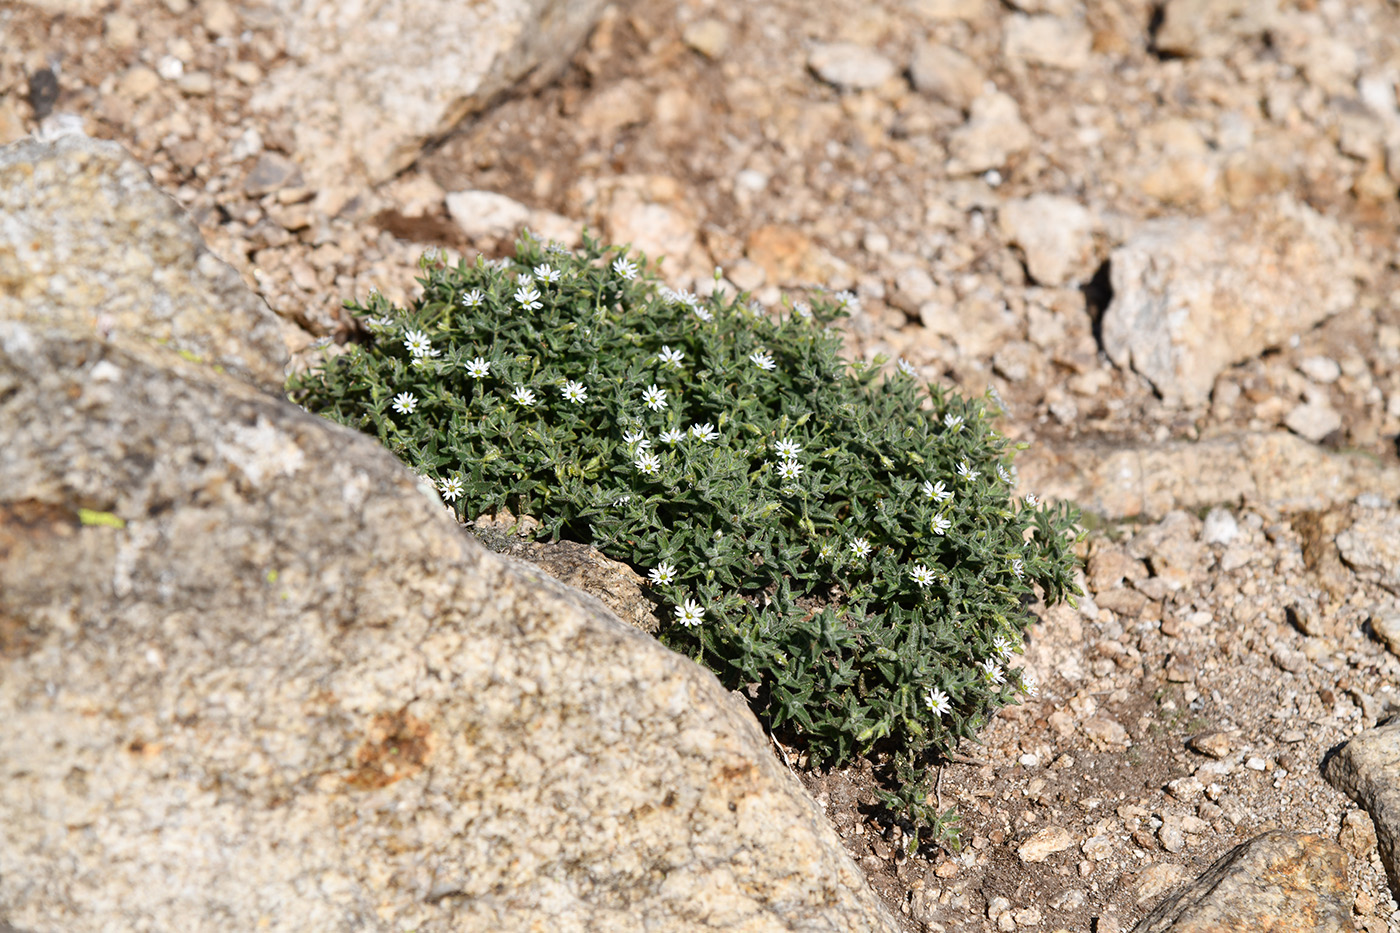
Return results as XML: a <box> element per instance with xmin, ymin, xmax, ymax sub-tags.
<box><xmin>0</xmin><ymin>133</ymin><xmax>287</xmax><ymax>392</ymax></box>
<box><xmin>1100</xmin><ymin>194</ymin><xmax>1356</xmax><ymax>407</ymax></box>
<box><xmin>1325</xmin><ymin>719</ymin><xmax>1400</xmax><ymax>902</ymax></box>
<box><xmin>1016</xmin><ymin>431</ymin><xmax>1400</xmax><ymax>522</ymax></box>
<box><xmin>0</xmin><ymin>134</ymin><xmax>899</xmax><ymax>933</ymax></box>
<box><xmin>249</xmin><ymin>0</ymin><xmax>610</xmax><ymax>213</ymax></box>
<box><xmin>1130</xmin><ymin>830</ymin><xmax>1355</xmax><ymax>933</ymax></box>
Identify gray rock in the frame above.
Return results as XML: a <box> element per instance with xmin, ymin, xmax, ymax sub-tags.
<box><xmin>0</xmin><ymin>137</ymin><xmax>900</xmax><ymax>933</ymax></box>
<box><xmin>1153</xmin><ymin>0</ymin><xmax>1279</xmax><ymax>59</ymax></box>
<box><xmin>909</xmin><ymin>41</ymin><xmax>986</xmax><ymax>111</ymax></box>
<box><xmin>1101</xmin><ymin>194</ymin><xmax>1356</xmax><ymax>407</ymax></box>
<box><xmin>249</xmin><ymin>0</ymin><xmax>610</xmax><ymax>212</ymax></box>
<box><xmin>807</xmin><ymin>42</ymin><xmax>898</xmax><ymax>90</ymax></box>
<box><xmin>1002</xmin><ymin>14</ymin><xmax>1093</xmax><ymax>70</ymax></box>
<box><xmin>1201</xmin><ymin>507</ymin><xmax>1239</xmax><ymax>545</ymax></box>
<box><xmin>1016</xmin><ymin>432</ymin><xmax>1400</xmax><ymax>522</ymax></box>
<box><xmin>1372</xmin><ymin>612</ymin><xmax>1400</xmax><ymax>658</ymax></box>
<box><xmin>947</xmin><ymin>90</ymin><xmax>1033</xmax><ymax>175</ymax></box>
<box><xmin>1299</xmin><ymin>355</ymin><xmax>1342</xmax><ymax>384</ymax></box>
<box><xmin>1336</xmin><ymin>508</ymin><xmax>1400</xmax><ymax>595</ymax></box>
<box><xmin>0</xmin><ymin>133</ymin><xmax>287</xmax><ymax>393</ymax></box>
<box><xmin>469</xmin><ymin>512</ymin><xmax>661</xmax><ymax>635</ymax></box>
<box><xmin>907</xmin><ymin>0</ymin><xmax>986</xmax><ymax>20</ymax></box>
<box><xmin>1284</xmin><ymin>399</ymin><xmax>1344</xmax><ymax>443</ymax></box>
<box><xmin>243</xmin><ymin>150</ymin><xmax>304</xmax><ymax>198</ymax></box>
<box><xmin>1130</xmin><ymin>830</ymin><xmax>1355</xmax><ymax>933</ymax></box>
<box><xmin>681</xmin><ymin>19</ymin><xmax>731</xmax><ymax>60</ymax></box>
<box><xmin>889</xmin><ymin>265</ymin><xmax>938</xmax><ymax>314</ymax></box>
<box><xmin>445</xmin><ymin>189</ymin><xmax>532</xmax><ymax>239</ymax></box>
<box><xmin>1324</xmin><ymin>720</ymin><xmax>1400</xmax><ymax>902</ymax></box>
<box><xmin>999</xmin><ymin>194</ymin><xmax>1096</xmax><ymax>286</ymax></box>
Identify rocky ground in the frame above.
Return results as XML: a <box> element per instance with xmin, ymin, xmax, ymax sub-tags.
<box><xmin>5</xmin><ymin>0</ymin><xmax>1400</xmax><ymax>929</ymax></box>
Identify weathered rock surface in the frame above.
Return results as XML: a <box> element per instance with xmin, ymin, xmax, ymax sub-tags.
<box><xmin>998</xmin><ymin>194</ymin><xmax>1096</xmax><ymax>287</ymax></box>
<box><xmin>469</xmin><ymin>510</ymin><xmax>661</xmax><ymax>635</ymax></box>
<box><xmin>0</xmin><ymin>136</ymin><xmax>899</xmax><ymax>933</ymax></box>
<box><xmin>946</xmin><ymin>90</ymin><xmax>1033</xmax><ymax>175</ymax></box>
<box><xmin>806</xmin><ymin>42</ymin><xmax>897</xmax><ymax>91</ymax></box>
<box><xmin>1324</xmin><ymin>720</ymin><xmax>1400</xmax><ymax>900</ymax></box>
<box><xmin>908</xmin><ymin>41</ymin><xmax>985</xmax><ymax>111</ymax></box>
<box><xmin>1335</xmin><ymin>508</ymin><xmax>1400</xmax><ymax>596</ymax></box>
<box><xmin>0</xmin><ymin>133</ymin><xmax>286</xmax><ymax>392</ymax></box>
<box><xmin>1153</xmin><ymin>0</ymin><xmax>1279</xmax><ymax>59</ymax></box>
<box><xmin>1017</xmin><ymin>432</ymin><xmax>1400</xmax><ymax>521</ymax></box>
<box><xmin>1100</xmin><ymin>195</ymin><xmax>1356</xmax><ymax>406</ymax></box>
<box><xmin>249</xmin><ymin>0</ymin><xmax>610</xmax><ymax>212</ymax></box>
<box><xmin>1002</xmin><ymin>13</ymin><xmax>1093</xmax><ymax>71</ymax></box>
<box><xmin>1130</xmin><ymin>830</ymin><xmax>1356</xmax><ymax>933</ymax></box>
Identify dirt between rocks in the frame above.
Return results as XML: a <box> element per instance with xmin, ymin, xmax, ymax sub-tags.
<box><xmin>6</xmin><ymin>0</ymin><xmax>1400</xmax><ymax>929</ymax></box>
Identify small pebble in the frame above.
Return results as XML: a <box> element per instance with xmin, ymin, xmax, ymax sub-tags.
<box><xmin>807</xmin><ymin>41</ymin><xmax>897</xmax><ymax>90</ymax></box>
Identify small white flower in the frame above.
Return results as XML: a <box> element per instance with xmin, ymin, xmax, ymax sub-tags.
<box><xmin>366</xmin><ymin>314</ymin><xmax>394</xmax><ymax>329</ymax></box>
<box><xmin>439</xmin><ymin>476</ymin><xmax>464</xmax><ymax>501</ymax></box>
<box><xmin>944</xmin><ymin>413</ymin><xmax>964</xmax><ymax>430</ymax></box>
<box><xmin>391</xmin><ymin>392</ymin><xmax>417</xmax><ymax>415</ymax></box>
<box><xmin>819</xmin><ymin>541</ymin><xmax>835</xmax><ymax>560</ymax></box>
<box><xmin>465</xmin><ymin>357</ymin><xmax>491</xmax><ymax>379</ymax></box>
<box><xmin>693</xmin><ymin>305</ymin><xmax>714</xmax><ymax>322</ymax></box>
<box><xmin>979</xmin><ymin>659</ymin><xmax>1005</xmax><ymax>685</ymax></box>
<box><xmin>533</xmin><ymin>263</ymin><xmax>561</xmax><ymax>283</ymax></box>
<box><xmin>623</xmin><ymin>429</ymin><xmax>649</xmax><ymax>448</ymax></box>
<box><xmin>402</xmin><ymin>330</ymin><xmax>432</xmax><ymax>357</ymax></box>
<box><xmin>992</xmin><ymin>635</ymin><xmax>1014</xmax><ymax>660</ymax></box>
<box><xmin>561</xmin><ymin>380</ymin><xmax>588</xmax><ymax>403</ymax></box>
<box><xmin>648</xmin><ymin>562</ymin><xmax>677</xmax><ymax>585</ymax></box>
<box><xmin>794</xmin><ymin>302</ymin><xmax>812</xmax><ymax>319</ymax></box>
<box><xmin>909</xmin><ymin>564</ymin><xmax>936</xmax><ymax>588</ymax></box>
<box><xmin>750</xmin><ymin>349</ymin><xmax>776</xmax><ymax>371</ymax></box>
<box><xmin>675</xmin><ymin>289</ymin><xmax>700</xmax><ymax>308</ymax></box>
<box><xmin>612</xmin><ymin>257</ymin><xmax>638</xmax><ymax>280</ymax></box>
<box><xmin>642</xmin><ymin>384</ymin><xmax>668</xmax><ymax>411</ymax></box>
<box><xmin>635</xmin><ymin>452</ymin><xmax>662</xmax><ymax>475</ymax></box>
<box><xmin>850</xmin><ymin>538</ymin><xmax>872</xmax><ymax>560</ymax></box>
<box><xmin>776</xmin><ymin>459</ymin><xmax>803</xmax><ymax>481</ymax></box>
<box><xmin>931</xmin><ymin>514</ymin><xmax>952</xmax><ymax>535</ymax></box>
<box><xmin>690</xmin><ymin>422</ymin><xmax>719</xmax><ymax>442</ymax></box>
<box><xmin>516</xmin><ymin>273</ymin><xmax>533</xmax><ymax>286</ymax></box>
<box><xmin>925</xmin><ymin>686</ymin><xmax>952</xmax><ymax>717</ymax></box>
<box><xmin>660</xmin><ymin>428</ymin><xmax>686</xmax><ymax>445</ymax></box>
<box><xmin>460</xmin><ymin>289</ymin><xmax>484</xmax><ymax>308</ymax></box>
<box><xmin>514</xmin><ymin>284</ymin><xmax>543</xmax><ymax>311</ymax></box>
<box><xmin>511</xmin><ymin>386</ymin><xmax>536</xmax><ymax>407</ymax></box>
<box><xmin>956</xmin><ymin>461</ymin><xmax>980</xmax><ymax>481</ymax></box>
<box><xmin>997</xmin><ymin>463</ymin><xmax>1013</xmax><ymax>484</ymax></box>
<box><xmin>774</xmin><ymin>440</ymin><xmax>802</xmax><ymax>458</ymax></box>
<box><xmin>1011</xmin><ymin>558</ymin><xmax>1025</xmax><ymax>579</ymax></box>
<box><xmin>1025</xmin><ymin>494</ymin><xmax>1039</xmax><ymax>507</ymax></box>
<box><xmin>898</xmin><ymin>358</ymin><xmax>916</xmax><ymax>376</ymax></box>
<box><xmin>923</xmin><ymin>479</ymin><xmax>952</xmax><ymax>503</ymax></box>
<box><xmin>675</xmin><ymin>598</ymin><xmax>706</xmax><ymax>627</ymax></box>
<box><xmin>657</xmin><ymin>345</ymin><xmax>685</xmax><ymax>368</ymax></box>
<box><xmin>1019</xmin><ymin>670</ymin><xmax>1039</xmax><ymax>698</ymax></box>
<box><xmin>834</xmin><ymin>290</ymin><xmax>859</xmax><ymax>310</ymax></box>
